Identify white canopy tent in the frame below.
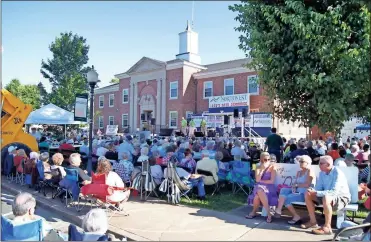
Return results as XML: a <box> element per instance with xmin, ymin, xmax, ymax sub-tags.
<box><xmin>25</xmin><ymin>103</ymin><xmax>85</xmax><ymax>138</ymax></box>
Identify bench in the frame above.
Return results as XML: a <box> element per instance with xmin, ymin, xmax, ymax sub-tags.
<box><xmin>262</xmin><ymin>165</ymin><xmax>359</xmax><ymax>229</ymax></box>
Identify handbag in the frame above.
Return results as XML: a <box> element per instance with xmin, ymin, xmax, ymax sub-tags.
<box><xmin>277</xmin><ymin>176</ymin><xmax>292</xmax><ymax>195</ymax></box>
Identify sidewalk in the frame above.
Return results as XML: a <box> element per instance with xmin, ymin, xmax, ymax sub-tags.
<box><xmin>1</xmin><ymin>179</ymin><xmax>333</xmax><ymax>241</ymax></box>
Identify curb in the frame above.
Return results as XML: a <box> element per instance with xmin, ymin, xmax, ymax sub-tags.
<box><xmin>1</xmin><ymin>181</ymin><xmax>149</xmax><ymax>241</ymax></box>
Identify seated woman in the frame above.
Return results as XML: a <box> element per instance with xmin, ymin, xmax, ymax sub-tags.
<box><xmin>113</xmin><ymin>152</ymin><xmax>134</xmax><ymax>183</ymax></box>
<box><xmin>96</xmin><ymin>157</ymin><xmax>130</xmax><ymax>210</ymax></box>
<box><xmin>246</xmin><ymin>152</ymin><xmax>277</xmax><ymax>223</ymax></box>
<box><xmin>179</xmin><ymin>148</ymin><xmax>196</xmax><ymax>173</ymax></box>
<box><xmin>39</xmin><ymin>152</ymin><xmax>52</xmax><ymax>180</ymax></box>
<box><xmin>104</xmin><ymin>143</ymin><xmax>118</xmax><ymax>161</ymax></box>
<box><xmin>137</xmin><ymin>147</ymin><xmax>149</xmax><ymax>163</ymax></box>
<box><xmin>51</xmin><ymin>153</ymin><xmax>66</xmax><ymax>178</ymax></box>
<box><xmin>38</xmin><ymin>136</ymin><xmax>50</xmax><ymax>151</ymax></box>
<box><xmin>215</xmin><ymin>151</ymin><xmax>229</xmax><ymax>181</ymax></box>
<box><xmin>79</xmin><ymin>208</ymin><xmax>117</xmax><ymax>241</ymax></box>
<box><xmin>14</xmin><ymin>149</ymin><xmax>28</xmax><ymax>174</ymax></box>
<box><xmin>274</xmin><ymin>155</ymin><xmax>315</xmax><ymax>224</ymax></box>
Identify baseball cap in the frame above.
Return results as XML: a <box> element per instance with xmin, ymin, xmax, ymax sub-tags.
<box><xmin>8</xmin><ymin>146</ymin><xmax>17</xmax><ymax>153</ymax></box>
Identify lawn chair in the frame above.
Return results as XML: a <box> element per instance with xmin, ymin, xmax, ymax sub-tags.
<box><xmin>159</xmin><ymin>160</ymin><xmax>192</xmax><ymax>204</ymax></box>
<box><xmin>36</xmin><ymin>161</ymin><xmax>60</xmax><ymax>198</ymax></box>
<box><xmin>68</xmin><ymin>224</ymin><xmax>125</xmax><ymax>241</ymax></box>
<box><xmin>3</xmin><ymin>154</ymin><xmax>15</xmax><ymax>181</ymax></box>
<box><xmin>15</xmin><ymin>158</ymin><xmax>26</xmax><ymax>185</ymax></box>
<box><xmin>227</xmin><ymin>161</ymin><xmax>254</xmax><ymax>196</ymax></box>
<box><xmin>332</xmin><ymin>222</ymin><xmax>371</xmax><ymax>241</ymax></box>
<box><xmin>1</xmin><ymin>213</ymin><xmax>43</xmax><ymax>241</ymax></box>
<box><xmin>80</xmin><ymin>172</ymin><xmax>131</xmax><ymax>219</ymax></box>
<box><xmin>132</xmin><ymin>159</ymin><xmax>158</xmax><ymax>200</ymax></box>
<box><xmin>196</xmin><ymin>169</ymin><xmax>219</xmax><ymax>196</ymax></box>
<box><xmin>57</xmin><ymin>167</ymin><xmax>85</xmax><ymax>211</ymax></box>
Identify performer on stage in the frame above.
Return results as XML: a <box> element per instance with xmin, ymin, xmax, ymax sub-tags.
<box><xmin>181</xmin><ymin>117</ymin><xmax>188</xmax><ymax>136</ymax></box>
<box><xmin>189</xmin><ymin>118</ymin><xmax>196</xmax><ymax>138</ymax></box>
<box><xmin>200</xmin><ymin>118</ymin><xmax>207</xmax><ymax>137</ymax></box>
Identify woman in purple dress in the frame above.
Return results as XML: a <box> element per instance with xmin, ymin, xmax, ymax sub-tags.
<box><xmin>246</xmin><ymin>152</ymin><xmax>278</xmax><ymax>223</ymax></box>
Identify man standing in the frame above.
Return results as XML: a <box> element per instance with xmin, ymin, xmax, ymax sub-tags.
<box><xmin>264</xmin><ymin>128</ymin><xmax>283</xmax><ymax>163</ymax></box>
<box><xmin>30</xmin><ymin>125</ymin><xmax>42</xmax><ymax>142</ymax></box>
<box><xmin>189</xmin><ymin>118</ymin><xmax>196</xmax><ymax>138</ymax></box>
<box><xmin>181</xmin><ymin>117</ymin><xmax>188</xmax><ymax>136</ymax></box>
<box><xmin>200</xmin><ymin>118</ymin><xmax>207</xmax><ymax>137</ymax></box>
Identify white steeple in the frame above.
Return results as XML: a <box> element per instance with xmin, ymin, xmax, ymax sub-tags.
<box><xmin>176</xmin><ymin>21</ymin><xmax>201</xmax><ymax>64</ymax></box>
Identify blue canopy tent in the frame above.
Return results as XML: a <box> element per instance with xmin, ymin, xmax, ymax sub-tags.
<box><xmin>355</xmin><ymin>124</ymin><xmax>370</xmax><ymax>131</ymax></box>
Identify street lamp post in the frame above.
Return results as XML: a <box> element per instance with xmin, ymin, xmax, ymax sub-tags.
<box><xmin>87</xmin><ymin>67</ymin><xmax>99</xmax><ymax>175</ymax></box>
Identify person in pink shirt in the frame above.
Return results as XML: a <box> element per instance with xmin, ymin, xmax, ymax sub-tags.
<box><xmin>357</xmin><ymin>144</ymin><xmax>370</xmax><ymax>164</ymax></box>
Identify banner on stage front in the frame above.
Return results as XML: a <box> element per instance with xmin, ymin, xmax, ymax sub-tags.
<box><xmin>74</xmin><ymin>93</ymin><xmax>88</xmax><ymax>122</ymax></box>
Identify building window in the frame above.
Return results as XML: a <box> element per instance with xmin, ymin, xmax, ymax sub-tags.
<box><xmin>203</xmin><ymin>81</ymin><xmax>213</xmax><ymax>98</ymax></box>
<box><xmin>169</xmin><ymin>111</ymin><xmax>178</xmax><ymax>128</ymax></box>
<box><xmin>109</xmin><ymin>116</ymin><xmax>114</xmax><ymax>125</ymax></box>
<box><xmin>170</xmin><ymin>81</ymin><xmax>178</xmax><ymax>99</ymax></box>
<box><xmin>99</xmin><ymin>116</ymin><xmax>104</xmax><ymax>128</ymax></box>
<box><xmin>248</xmin><ymin>75</ymin><xmax>259</xmax><ymax>95</ymax></box>
<box><xmin>109</xmin><ymin>94</ymin><xmax>114</xmax><ymax>107</ymax></box>
<box><xmin>122</xmin><ymin>114</ymin><xmax>128</xmax><ymax>127</ymax></box>
<box><xmin>122</xmin><ymin>89</ymin><xmax>129</xmax><ymax>103</ymax></box>
<box><xmin>224</xmin><ymin>78</ymin><xmax>234</xmax><ymax>95</ymax></box>
<box><xmin>99</xmin><ymin>96</ymin><xmax>104</xmax><ymax>108</ymax></box>
<box><xmin>186</xmin><ymin>111</ymin><xmax>193</xmax><ymax>119</ymax></box>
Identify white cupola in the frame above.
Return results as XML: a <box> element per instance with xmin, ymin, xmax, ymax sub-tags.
<box><xmin>175</xmin><ymin>21</ymin><xmax>201</xmax><ymax>64</ymax></box>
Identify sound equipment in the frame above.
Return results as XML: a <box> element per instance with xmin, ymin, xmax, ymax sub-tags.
<box><xmin>224</xmin><ymin>115</ymin><xmax>229</xmax><ymax>125</ymax></box>
<box><xmin>233</xmin><ymin>109</ymin><xmax>239</xmax><ymax>118</ymax></box>
<box><xmin>159</xmin><ymin>128</ymin><xmax>173</xmax><ymax>137</ymax></box>
<box><xmin>242</xmin><ymin>108</ymin><xmax>248</xmax><ymax>118</ymax></box>
<box><xmin>194</xmin><ymin>131</ymin><xmax>204</xmax><ymax>137</ymax></box>
<box><xmin>150</xmin><ymin>118</ymin><xmax>156</xmax><ymax>125</ymax></box>
<box><xmin>141</xmin><ymin>114</ymin><xmax>145</xmax><ymax>121</ymax></box>
<box><xmin>208</xmin><ymin>130</ymin><xmax>216</xmax><ymax>138</ymax></box>
<box><xmin>175</xmin><ymin>131</ymin><xmax>184</xmax><ymax>137</ymax></box>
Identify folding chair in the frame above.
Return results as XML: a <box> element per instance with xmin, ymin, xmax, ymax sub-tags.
<box><xmin>36</xmin><ymin>161</ymin><xmax>60</xmax><ymax>198</ymax></box>
<box><xmin>68</xmin><ymin>224</ymin><xmax>122</xmax><ymax>241</ymax></box>
<box><xmin>132</xmin><ymin>159</ymin><xmax>158</xmax><ymax>200</ymax></box>
<box><xmin>4</xmin><ymin>154</ymin><xmax>15</xmax><ymax>181</ymax></box>
<box><xmin>80</xmin><ymin>173</ymin><xmax>131</xmax><ymax>219</ymax></box>
<box><xmin>57</xmin><ymin>167</ymin><xmax>85</xmax><ymax>211</ymax></box>
<box><xmin>1</xmin><ymin>213</ymin><xmax>43</xmax><ymax>241</ymax></box>
<box><xmin>332</xmin><ymin>222</ymin><xmax>371</xmax><ymax>241</ymax></box>
<box><xmin>228</xmin><ymin>161</ymin><xmax>254</xmax><ymax>196</ymax></box>
<box><xmin>196</xmin><ymin>169</ymin><xmax>219</xmax><ymax>196</ymax></box>
<box><xmin>159</xmin><ymin>161</ymin><xmax>192</xmax><ymax>204</ymax></box>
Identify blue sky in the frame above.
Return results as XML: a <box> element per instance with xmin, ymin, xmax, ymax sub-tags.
<box><xmin>2</xmin><ymin>1</ymin><xmax>245</xmax><ymax>91</ymax></box>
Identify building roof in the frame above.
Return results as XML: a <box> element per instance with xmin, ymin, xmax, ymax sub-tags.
<box><xmin>200</xmin><ymin>58</ymin><xmax>252</xmax><ymax>73</ymax></box>
<box><xmin>95</xmin><ymin>83</ymin><xmax>118</xmax><ymax>92</ymax></box>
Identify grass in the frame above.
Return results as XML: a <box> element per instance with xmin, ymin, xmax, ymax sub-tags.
<box><xmin>180</xmin><ymin>192</ymin><xmax>246</xmax><ymax>212</ymax></box>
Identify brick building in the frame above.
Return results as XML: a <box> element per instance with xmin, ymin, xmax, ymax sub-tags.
<box><xmin>94</xmin><ymin>22</ymin><xmax>272</xmax><ymax>135</ymax></box>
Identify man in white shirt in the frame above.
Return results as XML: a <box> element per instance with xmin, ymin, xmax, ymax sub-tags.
<box><xmin>30</xmin><ymin>126</ymin><xmax>42</xmax><ymax>142</ymax></box>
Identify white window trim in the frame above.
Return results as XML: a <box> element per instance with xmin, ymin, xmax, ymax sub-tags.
<box><xmin>99</xmin><ymin>116</ymin><xmax>104</xmax><ymax>128</ymax></box>
<box><xmin>248</xmin><ymin>75</ymin><xmax>260</xmax><ymax>95</ymax></box>
<box><xmin>122</xmin><ymin>113</ymin><xmax>129</xmax><ymax>127</ymax></box>
<box><xmin>169</xmin><ymin>81</ymin><xmax>178</xmax><ymax>100</ymax></box>
<box><xmin>109</xmin><ymin>116</ymin><xmax>114</xmax><ymax>125</ymax></box>
<box><xmin>169</xmin><ymin>111</ymin><xmax>178</xmax><ymax>128</ymax></box>
<box><xmin>224</xmin><ymin>78</ymin><xmax>234</xmax><ymax>95</ymax></box>
<box><xmin>203</xmin><ymin>81</ymin><xmax>213</xmax><ymax>99</ymax></box>
<box><xmin>99</xmin><ymin>95</ymin><xmax>104</xmax><ymax>108</ymax></box>
<box><xmin>122</xmin><ymin>89</ymin><xmax>129</xmax><ymax>104</ymax></box>
<box><xmin>109</xmin><ymin>94</ymin><xmax>114</xmax><ymax>107</ymax></box>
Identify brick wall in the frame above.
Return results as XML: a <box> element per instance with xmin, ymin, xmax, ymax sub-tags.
<box><xmin>166</xmin><ymin>68</ymin><xmax>183</xmax><ymax>129</ymax></box>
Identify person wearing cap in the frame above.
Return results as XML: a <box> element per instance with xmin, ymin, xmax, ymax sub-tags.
<box><xmin>3</xmin><ymin>146</ymin><xmax>18</xmax><ymax>175</ymax></box>
<box><xmin>30</xmin><ymin>125</ymin><xmax>42</xmax><ymax>142</ymax></box>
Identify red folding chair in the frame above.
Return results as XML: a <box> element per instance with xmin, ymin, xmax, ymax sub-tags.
<box><xmin>81</xmin><ymin>172</ymin><xmax>132</xmax><ymax>219</ymax></box>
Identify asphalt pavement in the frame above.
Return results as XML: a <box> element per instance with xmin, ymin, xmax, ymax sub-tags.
<box><xmin>1</xmin><ymin>188</ymin><xmax>79</xmax><ymax>235</ymax></box>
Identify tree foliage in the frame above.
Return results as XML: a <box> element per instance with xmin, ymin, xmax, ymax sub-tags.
<box><xmin>37</xmin><ymin>82</ymin><xmax>49</xmax><ymax>106</ymax></box>
<box><xmin>40</xmin><ymin>32</ymin><xmax>91</xmax><ymax>111</ymax></box>
<box><xmin>5</xmin><ymin>79</ymin><xmax>41</xmax><ymax>110</ymax></box>
<box><xmin>230</xmin><ymin>0</ymin><xmax>370</xmax><ymax>132</ymax></box>
<box><xmin>110</xmin><ymin>78</ymin><xmax>119</xmax><ymax>84</ymax></box>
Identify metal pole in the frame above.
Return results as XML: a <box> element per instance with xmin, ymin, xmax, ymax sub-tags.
<box><xmin>87</xmin><ymin>83</ymin><xmax>95</xmax><ymax>175</ymax></box>
<box><xmin>241</xmin><ymin>116</ymin><xmax>245</xmax><ymax>138</ymax></box>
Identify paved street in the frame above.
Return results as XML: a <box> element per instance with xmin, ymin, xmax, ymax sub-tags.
<box><xmin>1</xmin><ymin>188</ymin><xmax>78</xmax><ymax>235</ymax></box>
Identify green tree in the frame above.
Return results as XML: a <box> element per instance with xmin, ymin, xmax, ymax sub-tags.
<box><xmin>230</xmin><ymin>0</ymin><xmax>370</xmax><ymax>132</ymax></box>
<box><xmin>110</xmin><ymin>78</ymin><xmax>119</xmax><ymax>84</ymax></box>
<box><xmin>5</xmin><ymin>79</ymin><xmax>41</xmax><ymax>110</ymax></box>
<box><xmin>37</xmin><ymin>82</ymin><xmax>49</xmax><ymax>106</ymax></box>
<box><xmin>40</xmin><ymin>32</ymin><xmax>91</xmax><ymax>111</ymax></box>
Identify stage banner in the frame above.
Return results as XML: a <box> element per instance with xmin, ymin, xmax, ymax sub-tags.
<box><xmin>106</xmin><ymin>125</ymin><xmax>118</xmax><ymax>136</ymax></box>
<box><xmin>74</xmin><ymin>93</ymin><xmax>88</xmax><ymax>122</ymax></box>
<box><xmin>208</xmin><ymin>93</ymin><xmax>249</xmax><ymax>113</ymax></box>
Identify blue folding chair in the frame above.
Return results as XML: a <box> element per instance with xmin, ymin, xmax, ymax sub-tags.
<box><xmin>68</xmin><ymin>224</ymin><xmax>111</xmax><ymax>241</ymax></box>
<box><xmin>1</xmin><ymin>213</ymin><xmax>43</xmax><ymax>241</ymax></box>
<box><xmin>227</xmin><ymin>161</ymin><xmax>254</xmax><ymax>195</ymax></box>
<box><xmin>58</xmin><ymin>167</ymin><xmax>85</xmax><ymax>211</ymax></box>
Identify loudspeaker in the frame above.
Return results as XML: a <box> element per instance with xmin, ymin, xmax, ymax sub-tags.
<box><xmin>175</xmin><ymin>131</ymin><xmax>184</xmax><ymax>137</ymax></box>
<box><xmin>194</xmin><ymin>131</ymin><xmax>204</xmax><ymax>137</ymax></box>
<box><xmin>141</xmin><ymin>114</ymin><xmax>145</xmax><ymax>121</ymax></box>
<box><xmin>224</xmin><ymin>115</ymin><xmax>229</xmax><ymax>125</ymax></box>
<box><xmin>208</xmin><ymin>130</ymin><xmax>216</xmax><ymax>137</ymax></box>
<box><xmin>150</xmin><ymin>118</ymin><xmax>156</xmax><ymax>125</ymax></box>
<box><xmin>242</xmin><ymin>108</ymin><xmax>248</xmax><ymax>118</ymax></box>
<box><xmin>233</xmin><ymin>109</ymin><xmax>239</xmax><ymax>118</ymax></box>
<box><xmin>159</xmin><ymin>128</ymin><xmax>173</xmax><ymax>137</ymax></box>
